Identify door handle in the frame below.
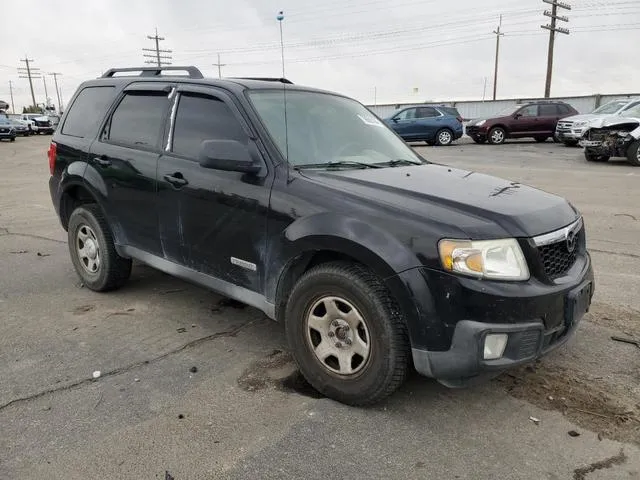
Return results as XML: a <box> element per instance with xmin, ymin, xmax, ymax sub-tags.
<box><xmin>93</xmin><ymin>156</ymin><xmax>111</xmax><ymax>167</ymax></box>
<box><xmin>163</xmin><ymin>173</ymin><xmax>188</xmax><ymax>188</ymax></box>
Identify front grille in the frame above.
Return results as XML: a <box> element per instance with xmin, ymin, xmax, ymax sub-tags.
<box><xmin>538</xmin><ymin>238</ymin><xmax>578</xmax><ymax>278</ymax></box>
<box><xmin>516</xmin><ymin>330</ymin><xmax>541</xmax><ymax>359</ymax></box>
<box><xmin>556</xmin><ymin>121</ymin><xmax>572</xmax><ymax>132</ymax></box>
<box><xmin>35</xmin><ymin>120</ymin><xmax>50</xmax><ymax>127</ymax></box>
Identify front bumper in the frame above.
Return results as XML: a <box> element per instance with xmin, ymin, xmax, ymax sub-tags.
<box><xmin>408</xmin><ymin>254</ymin><xmax>593</xmax><ymax>386</ymax></box>
<box><xmin>466</xmin><ymin>125</ymin><xmax>488</xmax><ymax>139</ymax></box>
<box><xmin>556</xmin><ymin>130</ymin><xmax>585</xmax><ymax>141</ymax></box>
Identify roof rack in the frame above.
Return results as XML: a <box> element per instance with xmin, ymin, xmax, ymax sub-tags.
<box><xmin>230</xmin><ymin>77</ymin><xmax>294</xmax><ymax>84</ymax></box>
<box><xmin>101</xmin><ymin>66</ymin><xmax>204</xmax><ymax>79</ymax></box>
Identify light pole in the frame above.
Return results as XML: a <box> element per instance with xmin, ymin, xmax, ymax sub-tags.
<box><xmin>277</xmin><ymin>11</ymin><xmax>285</xmax><ymax>78</ymax></box>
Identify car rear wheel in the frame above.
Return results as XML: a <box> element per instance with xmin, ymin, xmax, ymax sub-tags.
<box><xmin>488</xmin><ymin>127</ymin><xmax>506</xmax><ymax>145</ymax></box>
<box><xmin>68</xmin><ymin>204</ymin><xmax>132</xmax><ymax>291</ymax></box>
<box><xmin>10</xmin><ymin>137</ymin><xmax>15</xmax><ymax>142</ymax></box>
<box><xmin>435</xmin><ymin>128</ymin><xmax>453</xmax><ymax>146</ymax></box>
<box><xmin>285</xmin><ymin>262</ymin><xmax>410</xmax><ymax>406</ymax></box>
<box><xmin>584</xmin><ymin>150</ymin><xmax>610</xmax><ymax>163</ymax></box>
<box><xmin>534</xmin><ymin>136</ymin><xmax>548</xmax><ymax>143</ymax></box>
<box><xmin>626</xmin><ymin>140</ymin><xmax>640</xmax><ymax>166</ymax></box>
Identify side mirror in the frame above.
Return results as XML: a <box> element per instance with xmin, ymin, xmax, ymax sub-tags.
<box><xmin>198</xmin><ymin>139</ymin><xmax>261</xmax><ymax>173</ymax></box>
<box><xmin>513</xmin><ymin>113</ymin><xmax>522</xmax><ymax>119</ymax></box>
<box><xmin>392</xmin><ymin>117</ymin><xmax>399</xmax><ymax>123</ymax></box>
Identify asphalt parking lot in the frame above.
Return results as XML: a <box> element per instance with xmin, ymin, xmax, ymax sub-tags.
<box><xmin>1</xmin><ymin>135</ymin><xmax>639</xmax><ymax>480</ymax></box>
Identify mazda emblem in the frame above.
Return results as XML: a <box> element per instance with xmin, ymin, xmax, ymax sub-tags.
<box><xmin>566</xmin><ymin>230</ymin><xmax>577</xmax><ymax>253</ymax></box>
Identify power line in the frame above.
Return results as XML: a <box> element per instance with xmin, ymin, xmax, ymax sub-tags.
<box><xmin>541</xmin><ymin>0</ymin><xmax>571</xmax><ymax>98</ymax></box>
<box><xmin>18</xmin><ymin>57</ymin><xmax>40</xmax><ymax>108</ymax></box>
<box><xmin>492</xmin><ymin>15</ymin><xmax>504</xmax><ymax>100</ymax></box>
<box><xmin>143</xmin><ymin>27</ymin><xmax>172</xmax><ymax>67</ymax></box>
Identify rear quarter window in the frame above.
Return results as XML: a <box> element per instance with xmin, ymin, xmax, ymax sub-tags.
<box><xmin>439</xmin><ymin>107</ymin><xmax>460</xmax><ymax>117</ymax></box>
<box><xmin>61</xmin><ymin>86</ymin><xmax>115</xmax><ymax>138</ymax></box>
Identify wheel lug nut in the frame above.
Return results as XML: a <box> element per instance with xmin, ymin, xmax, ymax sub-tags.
<box><xmin>335</xmin><ymin>342</ymin><xmax>342</xmax><ymax>348</ymax></box>
<box><xmin>345</xmin><ymin>339</ymin><xmax>352</xmax><ymax>346</ymax></box>
<box><xmin>332</xmin><ymin>320</ymin><xmax>339</xmax><ymax>327</ymax></box>
<box><xmin>328</xmin><ymin>331</ymin><xmax>335</xmax><ymax>337</ymax></box>
<box><xmin>343</xmin><ymin>325</ymin><xmax>349</xmax><ymax>331</ymax></box>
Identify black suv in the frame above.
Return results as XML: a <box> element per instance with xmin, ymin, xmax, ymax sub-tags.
<box><xmin>49</xmin><ymin>66</ymin><xmax>594</xmax><ymax>405</ymax></box>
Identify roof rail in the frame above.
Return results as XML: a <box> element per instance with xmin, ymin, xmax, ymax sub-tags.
<box><xmin>230</xmin><ymin>77</ymin><xmax>294</xmax><ymax>84</ymax></box>
<box><xmin>101</xmin><ymin>66</ymin><xmax>204</xmax><ymax>79</ymax></box>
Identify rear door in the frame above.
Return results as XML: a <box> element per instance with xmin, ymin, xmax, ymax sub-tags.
<box><xmin>411</xmin><ymin>106</ymin><xmax>443</xmax><ymax>140</ymax></box>
<box><xmin>88</xmin><ymin>83</ymin><xmax>172</xmax><ymax>256</ymax></box>
<box><xmin>538</xmin><ymin>104</ymin><xmax>561</xmax><ymax>134</ymax></box>
<box><xmin>156</xmin><ymin>85</ymin><xmax>271</xmax><ymax>292</ymax></box>
<box><xmin>511</xmin><ymin>104</ymin><xmax>539</xmax><ymax>136</ymax></box>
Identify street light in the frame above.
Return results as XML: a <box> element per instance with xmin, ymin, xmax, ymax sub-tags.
<box><xmin>277</xmin><ymin>11</ymin><xmax>285</xmax><ymax>78</ymax></box>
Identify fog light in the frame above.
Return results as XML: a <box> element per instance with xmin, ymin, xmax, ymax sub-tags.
<box><xmin>484</xmin><ymin>333</ymin><xmax>508</xmax><ymax>360</ymax></box>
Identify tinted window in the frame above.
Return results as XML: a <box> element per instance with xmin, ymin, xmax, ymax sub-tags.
<box><xmin>416</xmin><ymin>107</ymin><xmax>439</xmax><ymax>118</ymax></box>
<box><xmin>61</xmin><ymin>86</ymin><xmax>115</xmax><ymax>137</ymax></box>
<box><xmin>439</xmin><ymin>106</ymin><xmax>461</xmax><ymax>117</ymax></box>
<box><xmin>540</xmin><ymin>104</ymin><xmax>559</xmax><ymax>116</ymax></box>
<box><xmin>622</xmin><ymin>101</ymin><xmax>640</xmax><ymax>112</ymax></box>
<box><xmin>519</xmin><ymin>105</ymin><xmax>538</xmax><ymax>117</ymax></box>
<box><xmin>171</xmin><ymin>94</ymin><xmax>247</xmax><ymax>159</ymax></box>
<box><xmin>107</xmin><ymin>92</ymin><xmax>168</xmax><ymax>148</ymax></box>
<box><xmin>556</xmin><ymin>104</ymin><xmax>570</xmax><ymax>114</ymax></box>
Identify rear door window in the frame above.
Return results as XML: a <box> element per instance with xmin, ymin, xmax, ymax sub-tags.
<box><xmin>61</xmin><ymin>86</ymin><xmax>115</xmax><ymax>138</ymax></box>
<box><xmin>171</xmin><ymin>93</ymin><xmax>248</xmax><ymax>160</ymax></box>
<box><xmin>539</xmin><ymin>104</ymin><xmax>559</xmax><ymax>116</ymax></box>
<box><xmin>105</xmin><ymin>92</ymin><xmax>168</xmax><ymax>149</ymax></box>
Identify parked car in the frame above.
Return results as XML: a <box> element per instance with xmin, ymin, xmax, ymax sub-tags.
<box><xmin>49</xmin><ymin>66</ymin><xmax>594</xmax><ymax>405</ymax></box>
<box><xmin>384</xmin><ymin>105</ymin><xmax>464</xmax><ymax>146</ymax></box>
<box><xmin>8</xmin><ymin>114</ymin><xmax>35</xmax><ymax>133</ymax></box>
<box><xmin>466</xmin><ymin>101</ymin><xmax>578</xmax><ymax>145</ymax></box>
<box><xmin>580</xmin><ymin>103</ymin><xmax>640</xmax><ymax>166</ymax></box>
<box><xmin>6</xmin><ymin>118</ymin><xmax>30</xmax><ymax>136</ymax></box>
<box><xmin>556</xmin><ymin>98</ymin><xmax>640</xmax><ymax>147</ymax></box>
<box><xmin>0</xmin><ymin>118</ymin><xmax>17</xmax><ymax>141</ymax></box>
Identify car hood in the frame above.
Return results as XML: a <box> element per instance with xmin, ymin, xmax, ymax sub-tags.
<box><xmin>299</xmin><ymin>164</ymin><xmax>578</xmax><ymax>239</ymax></box>
<box><xmin>469</xmin><ymin>115</ymin><xmax>511</xmax><ymax>125</ymax></box>
<box><xmin>588</xmin><ymin>116</ymin><xmax>640</xmax><ymax>128</ymax></box>
<box><xmin>560</xmin><ymin>113</ymin><xmax>610</xmax><ymax>123</ymax></box>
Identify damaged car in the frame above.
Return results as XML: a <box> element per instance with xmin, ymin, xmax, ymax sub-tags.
<box><xmin>580</xmin><ymin>104</ymin><xmax>640</xmax><ymax>166</ymax></box>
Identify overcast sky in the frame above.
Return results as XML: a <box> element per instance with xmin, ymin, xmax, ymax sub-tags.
<box><xmin>1</xmin><ymin>0</ymin><xmax>639</xmax><ymax>112</ymax></box>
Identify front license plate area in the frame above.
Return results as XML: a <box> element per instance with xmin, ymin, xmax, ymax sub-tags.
<box><xmin>565</xmin><ymin>282</ymin><xmax>592</xmax><ymax>328</ymax></box>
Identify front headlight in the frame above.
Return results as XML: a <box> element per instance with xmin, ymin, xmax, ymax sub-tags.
<box><xmin>476</xmin><ymin>120</ymin><xmax>486</xmax><ymax>126</ymax></box>
<box><xmin>438</xmin><ymin>238</ymin><xmax>530</xmax><ymax>281</ymax></box>
<box><xmin>574</xmin><ymin>121</ymin><xmax>588</xmax><ymax>127</ymax></box>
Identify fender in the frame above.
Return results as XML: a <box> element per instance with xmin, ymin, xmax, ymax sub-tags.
<box><xmin>264</xmin><ymin>212</ymin><xmax>440</xmax><ymax>349</ymax></box>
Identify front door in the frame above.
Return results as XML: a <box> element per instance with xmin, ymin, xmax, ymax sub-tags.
<box><xmin>88</xmin><ymin>84</ymin><xmax>172</xmax><ymax>256</ymax></box>
<box><xmin>156</xmin><ymin>86</ymin><xmax>271</xmax><ymax>292</ymax></box>
<box><xmin>390</xmin><ymin>108</ymin><xmax>418</xmax><ymax>139</ymax></box>
<box><xmin>511</xmin><ymin>104</ymin><xmax>540</xmax><ymax>136</ymax></box>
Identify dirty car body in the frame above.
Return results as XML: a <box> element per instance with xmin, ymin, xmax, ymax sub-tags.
<box><xmin>48</xmin><ymin>66</ymin><xmax>594</xmax><ymax>404</ymax></box>
<box><xmin>581</xmin><ymin>114</ymin><xmax>640</xmax><ymax>165</ymax></box>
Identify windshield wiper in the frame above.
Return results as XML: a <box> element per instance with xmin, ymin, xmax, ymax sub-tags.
<box><xmin>294</xmin><ymin>161</ymin><xmax>382</xmax><ymax>170</ymax></box>
<box><xmin>376</xmin><ymin>159</ymin><xmax>424</xmax><ymax>167</ymax></box>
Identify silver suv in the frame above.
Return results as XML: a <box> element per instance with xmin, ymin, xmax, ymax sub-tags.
<box><xmin>555</xmin><ymin>98</ymin><xmax>640</xmax><ymax>147</ymax></box>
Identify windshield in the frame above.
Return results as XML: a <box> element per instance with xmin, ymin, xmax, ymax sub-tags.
<box><xmin>494</xmin><ymin>105</ymin><xmax>520</xmax><ymax>116</ymax></box>
<box><xmin>248</xmin><ymin>90</ymin><xmax>423</xmax><ymax>167</ymax></box>
<box><xmin>622</xmin><ymin>104</ymin><xmax>640</xmax><ymax>118</ymax></box>
<box><xmin>592</xmin><ymin>101</ymin><xmax>627</xmax><ymax>114</ymax></box>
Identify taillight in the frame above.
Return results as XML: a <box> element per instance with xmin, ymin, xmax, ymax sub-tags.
<box><xmin>48</xmin><ymin>141</ymin><xmax>57</xmax><ymax>175</ymax></box>
<box><xmin>457</xmin><ymin>116</ymin><xmax>463</xmax><ymax>123</ymax></box>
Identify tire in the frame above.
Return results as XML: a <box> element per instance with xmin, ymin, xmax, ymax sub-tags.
<box><xmin>67</xmin><ymin>204</ymin><xmax>132</xmax><ymax>291</ymax></box>
<box><xmin>488</xmin><ymin>127</ymin><xmax>506</xmax><ymax>145</ymax></box>
<box><xmin>563</xmin><ymin>139</ymin><xmax>579</xmax><ymax>147</ymax></box>
<box><xmin>285</xmin><ymin>262</ymin><xmax>410</xmax><ymax>406</ymax></box>
<box><xmin>435</xmin><ymin>128</ymin><xmax>454</xmax><ymax>146</ymax></box>
<box><xmin>10</xmin><ymin>137</ymin><xmax>15</xmax><ymax>142</ymax></box>
<box><xmin>584</xmin><ymin>150</ymin><xmax>610</xmax><ymax>163</ymax></box>
<box><xmin>534</xmin><ymin>136</ymin><xmax>548</xmax><ymax>143</ymax></box>
<box><xmin>472</xmin><ymin>137</ymin><xmax>487</xmax><ymax>144</ymax></box>
<box><xmin>626</xmin><ymin>140</ymin><xmax>640</xmax><ymax>166</ymax></box>
<box><xmin>425</xmin><ymin>140</ymin><xmax>435</xmax><ymax>146</ymax></box>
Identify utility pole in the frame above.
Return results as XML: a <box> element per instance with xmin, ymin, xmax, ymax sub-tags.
<box><xmin>143</xmin><ymin>28</ymin><xmax>172</xmax><ymax>67</ymax></box>
<box><xmin>542</xmin><ymin>0</ymin><xmax>571</xmax><ymax>98</ymax></box>
<box><xmin>42</xmin><ymin>76</ymin><xmax>49</xmax><ymax>108</ymax></box>
<box><xmin>49</xmin><ymin>73</ymin><xmax>63</xmax><ymax>113</ymax></box>
<box><xmin>18</xmin><ymin>57</ymin><xmax>40</xmax><ymax>108</ymax></box>
<box><xmin>213</xmin><ymin>53</ymin><xmax>226</xmax><ymax>78</ymax></box>
<box><xmin>492</xmin><ymin>15</ymin><xmax>504</xmax><ymax>101</ymax></box>
<box><xmin>482</xmin><ymin>77</ymin><xmax>488</xmax><ymax>102</ymax></box>
<box><xmin>9</xmin><ymin>81</ymin><xmax>15</xmax><ymax>113</ymax></box>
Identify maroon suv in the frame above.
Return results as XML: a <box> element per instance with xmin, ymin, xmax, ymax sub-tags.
<box><xmin>466</xmin><ymin>101</ymin><xmax>578</xmax><ymax>145</ymax></box>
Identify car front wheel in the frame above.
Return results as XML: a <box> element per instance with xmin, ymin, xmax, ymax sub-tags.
<box><xmin>285</xmin><ymin>262</ymin><xmax>410</xmax><ymax>406</ymax></box>
<box><xmin>488</xmin><ymin>127</ymin><xmax>506</xmax><ymax>145</ymax></box>
<box><xmin>68</xmin><ymin>204</ymin><xmax>132</xmax><ymax>291</ymax></box>
<box><xmin>626</xmin><ymin>140</ymin><xmax>640</xmax><ymax>166</ymax></box>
